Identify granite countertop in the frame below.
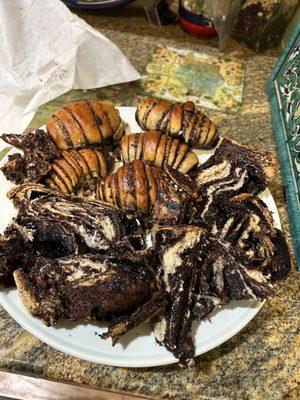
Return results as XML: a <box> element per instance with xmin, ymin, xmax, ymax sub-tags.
<box><xmin>0</xmin><ymin>6</ymin><xmax>299</xmax><ymax>400</ymax></box>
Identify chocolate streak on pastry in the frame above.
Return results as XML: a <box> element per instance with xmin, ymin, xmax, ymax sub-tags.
<box><xmin>121</xmin><ymin>131</ymin><xmax>199</xmax><ymax>174</ymax></box>
<box><xmin>152</xmin><ymin>225</ymin><xmax>274</xmax><ymax>366</ymax></box>
<box><xmin>52</xmin><ymin>115</ymin><xmax>74</xmax><ymax>149</ymax></box>
<box><xmin>44</xmin><ymin>148</ymin><xmax>112</xmax><ymax>195</ymax></box>
<box><xmin>136</xmin><ymin>98</ymin><xmax>218</xmax><ymax>149</ymax></box>
<box><xmin>192</xmin><ymin>137</ymin><xmax>277</xmax><ymax>219</ymax></box>
<box><xmin>96</xmin><ymin>160</ymin><xmax>197</xmax><ymax>224</ymax></box>
<box><xmin>1</xmin><ymin>129</ymin><xmax>60</xmax><ymax>184</ymax></box>
<box><xmin>47</xmin><ymin>100</ymin><xmax>125</xmax><ymax>150</ymax></box>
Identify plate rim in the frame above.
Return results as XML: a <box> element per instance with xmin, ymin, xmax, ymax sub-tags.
<box><xmin>0</xmin><ymin>290</ymin><xmax>265</xmax><ymax>367</ymax></box>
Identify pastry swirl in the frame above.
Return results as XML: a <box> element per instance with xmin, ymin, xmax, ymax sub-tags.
<box><xmin>45</xmin><ymin>148</ymin><xmax>112</xmax><ymax>195</ymax></box>
<box><xmin>121</xmin><ymin>131</ymin><xmax>199</xmax><ymax>173</ymax></box>
<box><xmin>47</xmin><ymin>100</ymin><xmax>124</xmax><ymax>150</ymax></box>
<box><xmin>136</xmin><ymin>98</ymin><xmax>218</xmax><ymax>148</ymax></box>
<box><xmin>96</xmin><ymin>160</ymin><xmax>196</xmax><ymax>223</ymax></box>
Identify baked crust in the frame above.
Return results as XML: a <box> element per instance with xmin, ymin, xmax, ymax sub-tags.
<box><xmin>96</xmin><ymin>160</ymin><xmax>197</xmax><ymax>223</ymax></box>
<box><xmin>47</xmin><ymin>100</ymin><xmax>124</xmax><ymax>150</ymax></box>
<box><xmin>121</xmin><ymin>131</ymin><xmax>199</xmax><ymax>173</ymax></box>
<box><xmin>135</xmin><ymin>97</ymin><xmax>218</xmax><ymax>148</ymax></box>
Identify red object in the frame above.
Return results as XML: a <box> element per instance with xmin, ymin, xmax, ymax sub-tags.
<box><xmin>180</xmin><ymin>17</ymin><xmax>217</xmax><ymax>37</ymax></box>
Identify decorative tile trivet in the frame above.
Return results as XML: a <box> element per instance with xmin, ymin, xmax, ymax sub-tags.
<box><xmin>140</xmin><ymin>44</ymin><xmax>245</xmax><ymax>114</ymax></box>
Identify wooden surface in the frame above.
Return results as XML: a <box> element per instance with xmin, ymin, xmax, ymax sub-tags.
<box><xmin>0</xmin><ymin>371</ymin><xmax>153</xmax><ymax>400</ymax></box>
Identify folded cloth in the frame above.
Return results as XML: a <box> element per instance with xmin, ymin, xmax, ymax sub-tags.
<box><xmin>0</xmin><ymin>0</ymin><xmax>140</xmax><ymax>134</ymax></box>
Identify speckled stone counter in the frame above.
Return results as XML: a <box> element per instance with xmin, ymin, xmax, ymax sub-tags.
<box><xmin>0</xmin><ymin>7</ymin><xmax>299</xmax><ymax>400</ymax></box>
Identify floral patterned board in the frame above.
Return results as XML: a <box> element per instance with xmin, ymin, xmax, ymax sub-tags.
<box><xmin>139</xmin><ymin>45</ymin><xmax>245</xmax><ymax>114</ymax></box>
<box><xmin>267</xmin><ymin>24</ymin><xmax>300</xmax><ymax>270</ymax></box>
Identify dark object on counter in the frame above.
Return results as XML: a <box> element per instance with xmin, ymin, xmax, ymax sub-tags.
<box><xmin>233</xmin><ymin>0</ymin><xmax>299</xmax><ymax>51</ymax></box>
<box><xmin>179</xmin><ymin>0</ymin><xmax>217</xmax><ymax>37</ymax></box>
<box><xmin>154</xmin><ymin>0</ymin><xmax>178</xmax><ymax>25</ymax></box>
<box><xmin>63</xmin><ymin>0</ymin><xmax>135</xmax><ymax>9</ymax></box>
<box><xmin>63</xmin><ymin>0</ymin><xmax>177</xmax><ymax>25</ymax></box>
<box><xmin>267</xmin><ymin>24</ymin><xmax>300</xmax><ymax>269</ymax></box>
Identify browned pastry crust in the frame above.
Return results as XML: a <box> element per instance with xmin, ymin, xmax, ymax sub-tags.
<box><xmin>46</xmin><ymin>100</ymin><xmax>125</xmax><ymax>150</ymax></box>
<box><xmin>121</xmin><ymin>131</ymin><xmax>199</xmax><ymax>173</ymax></box>
<box><xmin>135</xmin><ymin>98</ymin><xmax>218</xmax><ymax>148</ymax></box>
<box><xmin>44</xmin><ymin>148</ymin><xmax>112</xmax><ymax>195</ymax></box>
<box><xmin>96</xmin><ymin>160</ymin><xmax>197</xmax><ymax>223</ymax></box>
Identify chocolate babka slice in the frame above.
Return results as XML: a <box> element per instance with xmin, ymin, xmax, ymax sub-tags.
<box><xmin>9</xmin><ymin>183</ymin><xmax>128</xmax><ymax>251</ymax></box>
<box><xmin>0</xmin><ymin>184</ymin><xmax>137</xmax><ymax>283</ymax></box>
<box><xmin>151</xmin><ymin>225</ymin><xmax>274</xmax><ymax>366</ymax></box>
<box><xmin>193</xmin><ymin>137</ymin><xmax>277</xmax><ymax>219</ymax></box>
<box><xmin>0</xmin><ymin>233</ymin><xmax>36</xmax><ymax>286</ymax></box>
<box><xmin>14</xmin><ymin>253</ymin><xmax>160</xmax><ymax>326</ymax></box>
<box><xmin>1</xmin><ymin>129</ymin><xmax>60</xmax><ymax>183</ymax></box>
<box><xmin>202</xmin><ymin>194</ymin><xmax>292</xmax><ymax>281</ymax></box>
<box><xmin>102</xmin><ymin>289</ymin><xmax>166</xmax><ymax>345</ymax></box>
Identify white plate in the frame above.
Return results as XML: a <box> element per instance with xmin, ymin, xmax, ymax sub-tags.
<box><xmin>0</xmin><ymin>107</ymin><xmax>281</xmax><ymax>368</ymax></box>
